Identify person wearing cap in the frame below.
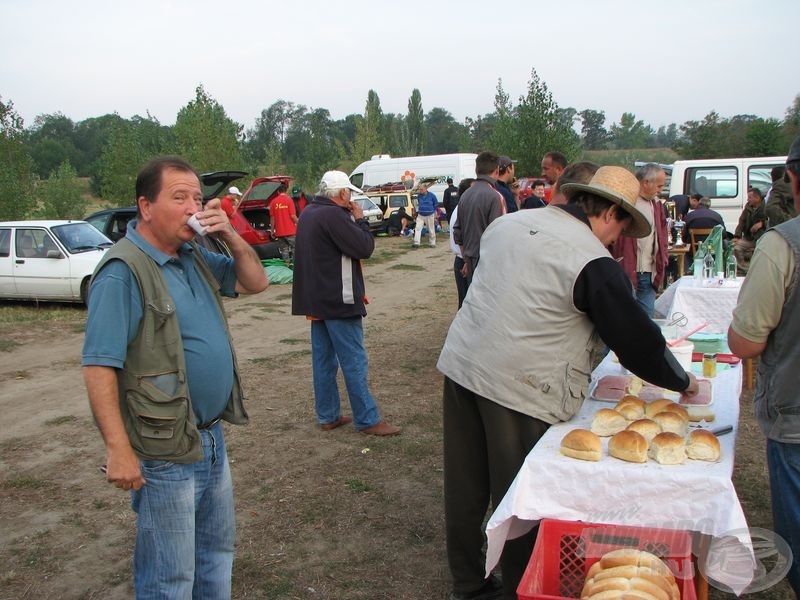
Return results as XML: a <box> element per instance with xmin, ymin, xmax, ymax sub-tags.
<box><xmin>438</xmin><ymin>165</ymin><xmax>699</xmax><ymax>600</ymax></box>
<box><xmin>291</xmin><ymin>170</ymin><xmax>401</xmax><ymax>437</ymax></box>
<box><xmin>452</xmin><ymin>151</ymin><xmax>506</xmax><ymax>287</ymax></box>
<box><xmin>221</xmin><ymin>186</ymin><xmax>241</xmax><ymax>218</ymax></box>
<box><xmin>413</xmin><ymin>182</ymin><xmax>439</xmax><ymax>247</ymax></box>
<box><xmin>610</xmin><ymin>163</ymin><xmax>669</xmax><ymax>317</ymax></box>
<box><xmin>496</xmin><ymin>155</ymin><xmax>518</xmax><ymax>213</ymax></box>
<box><xmin>729</xmin><ymin>136</ymin><xmax>800</xmax><ymax>595</ymax></box>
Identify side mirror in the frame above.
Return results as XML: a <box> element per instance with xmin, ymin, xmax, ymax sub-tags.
<box><xmin>46</xmin><ymin>250</ymin><xmax>64</xmax><ymax>259</ymax></box>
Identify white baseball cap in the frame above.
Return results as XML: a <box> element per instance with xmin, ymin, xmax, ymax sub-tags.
<box><xmin>319</xmin><ymin>170</ymin><xmax>363</xmax><ymax>195</ymax></box>
<box><xmin>229</xmin><ymin>186</ymin><xmax>242</xmax><ymax>196</ymax></box>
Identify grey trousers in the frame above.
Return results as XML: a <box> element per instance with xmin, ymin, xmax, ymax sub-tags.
<box><xmin>442</xmin><ymin>377</ymin><xmax>549</xmax><ymax>599</ymax></box>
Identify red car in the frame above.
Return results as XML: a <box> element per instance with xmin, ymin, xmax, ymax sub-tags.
<box><xmin>234</xmin><ymin>175</ymin><xmax>296</xmax><ymax>260</ymax></box>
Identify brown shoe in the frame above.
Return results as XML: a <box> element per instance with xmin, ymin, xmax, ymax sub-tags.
<box><xmin>360</xmin><ymin>421</ymin><xmax>401</xmax><ymax>436</ymax></box>
<box><xmin>319</xmin><ymin>416</ymin><xmax>352</xmax><ymax>431</ymax></box>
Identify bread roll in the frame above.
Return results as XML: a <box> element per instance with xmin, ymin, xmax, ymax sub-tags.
<box><xmin>658</xmin><ymin>403</ymin><xmax>689</xmax><ymax>422</ymax></box>
<box><xmin>591</xmin><ymin>408</ymin><xmax>628</xmax><ymax>437</ymax></box>
<box><xmin>608</xmin><ymin>430</ymin><xmax>648</xmax><ymax>463</ymax></box>
<box><xmin>582</xmin><ymin>550</ymin><xmax>679</xmax><ymax>600</ymax></box>
<box><xmin>645</xmin><ymin>398</ymin><xmax>675</xmax><ymax>418</ymax></box>
<box><xmin>686</xmin><ymin>405</ymin><xmax>716</xmax><ymax>422</ymax></box>
<box><xmin>651</xmin><ymin>411</ymin><xmax>688</xmax><ymax>437</ymax></box>
<box><xmin>615</xmin><ymin>396</ymin><xmax>647</xmax><ymax>420</ymax></box>
<box><xmin>648</xmin><ymin>432</ymin><xmax>687</xmax><ymax>465</ymax></box>
<box><xmin>560</xmin><ymin>429</ymin><xmax>602</xmax><ymax>462</ymax></box>
<box><xmin>626</xmin><ymin>419</ymin><xmax>662</xmax><ymax>445</ymax></box>
<box><xmin>687</xmin><ymin>429</ymin><xmax>721</xmax><ymax>461</ymax></box>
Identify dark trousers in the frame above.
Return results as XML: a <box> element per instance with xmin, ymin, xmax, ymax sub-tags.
<box><xmin>443</xmin><ymin>377</ymin><xmax>550</xmax><ymax>598</ymax></box>
<box><xmin>454</xmin><ymin>256</ymin><xmax>469</xmax><ymax>308</ymax></box>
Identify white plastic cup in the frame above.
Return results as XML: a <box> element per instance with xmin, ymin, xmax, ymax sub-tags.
<box><xmin>187</xmin><ymin>213</ymin><xmax>208</xmax><ymax>236</ymax></box>
<box><xmin>668</xmin><ymin>341</ymin><xmax>694</xmax><ymax>371</ymax></box>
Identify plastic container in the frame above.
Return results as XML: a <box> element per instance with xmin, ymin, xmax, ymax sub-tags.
<box><xmin>517</xmin><ymin>519</ymin><xmax>696</xmax><ymax>600</ymax></box>
<box><xmin>653</xmin><ymin>319</ymin><xmax>677</xmax><ymax>341</ymax></box>
<box><xmin>668</xmin><ymin>341</ymin><xmax>694</xmax><ymax>371</ymax></box>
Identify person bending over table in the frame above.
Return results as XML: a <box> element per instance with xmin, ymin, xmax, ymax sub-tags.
<box><xmin>437</xmin><ymin>166</ymin><xmax>699</xmax><ymax>600</ymax></box>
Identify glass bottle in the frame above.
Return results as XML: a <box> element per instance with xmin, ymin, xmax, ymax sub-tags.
<box><xmin>703</xmin><ymin>245</ymin><xmax>715</xmax><ymax>280</ymax></box>
<box><xmin>726</xmin><ymin>253</ymin><xmax>738</xmax><ymax>279</ymax></box>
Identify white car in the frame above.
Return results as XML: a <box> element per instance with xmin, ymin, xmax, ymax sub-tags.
<box><xmin>351</xmin><ymin>195</ymin><xmax>385</xmax><ymax>233</ymax></box>
<box><xmin>0</xmin><ymin>220</ymin><xmax>113</xmax><ymax>304</ymax></box>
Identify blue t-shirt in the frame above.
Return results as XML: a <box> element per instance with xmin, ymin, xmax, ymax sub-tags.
<box><xmin>81</xmin><ymin>222</ymin><xmax>238</xmax><ymax>424</ymax></box>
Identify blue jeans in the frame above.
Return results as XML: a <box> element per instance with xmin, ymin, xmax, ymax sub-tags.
<box><xmin>634</xmin><ymin>272</ymin><xmax>657</xmax><ymax>317</ymax></box>
<box><xmin>766</xmin><ymin>439</ymin><xmax>800</xmax><ymax>594</ymax></box>
<box><xmin>310</xmin><ymin>317</ymin><xmax>381</xmax><ymax>430</ymax></box>
<box><xmin>131</xmin><ymin>422</ymin><xmax>235</xmax><ymax>599</ymax></box>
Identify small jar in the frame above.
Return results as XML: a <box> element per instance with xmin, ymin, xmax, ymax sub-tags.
<box><xmin>702</xmin><ymin>353</ymin><xmax>718</xmax><ymax>377</ymax></box>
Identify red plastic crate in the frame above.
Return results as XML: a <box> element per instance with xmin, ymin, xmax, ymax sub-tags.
<box><xmin>517</xmin><ymin>519</ymin><xmax>697</xmax><ymax>600</ymax></box>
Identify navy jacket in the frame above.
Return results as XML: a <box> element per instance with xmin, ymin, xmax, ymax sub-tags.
<box><xmin>292</xmin><ymin>196</ymin><xmax>374</xmax><ymax>319</ymax></box>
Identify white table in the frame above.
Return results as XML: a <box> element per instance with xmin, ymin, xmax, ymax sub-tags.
<box><xmin>484</xmin><ymin>354</ymin><xmax>754</xmax><ymax>594</ymax></box>
<box><xmin>654</xmin><ymin>276</ymin><xmax>743</xmax><ymax>335</ymax></box>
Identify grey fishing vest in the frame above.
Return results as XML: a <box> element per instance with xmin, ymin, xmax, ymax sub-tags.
<box><xmin>94</xmin><ymin>238</ymin><xmax>248</xmax><ymax>462</ymax></box>
<box><xmin>754</xmin><ymin>217</ymin><xmax>800</xmax><ymax>443</ymax></box>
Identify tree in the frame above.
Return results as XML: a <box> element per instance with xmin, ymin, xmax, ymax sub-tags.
<box><xmin>579</xmin><ymin>109</ymin><xmax>610</xmax><ymax>150</ymax></box>
<box><xmin>174</xmin><ymin>84</ymin><xmax>244</xmax><ymax>173</ymax></box>
<box><xmin>609</xmin><ymin>112</ymin><xmax>652</xmax><ymax>149</ymax></box>
<box><xmin>745</xmin><ymin>118</ymin><xmax>786</xmax><ymax>156</ymax></box>
<box><xmin>26</xmin><ymin>113</ymin><xmax>81</xmax><ymax>179</ymax></box>
<box><xmin>785</xmin><ymin>94</ymin><xmax>800</xmax><ymax>139</ymax></box>
<box><xmin>351</xmin><ymin>90</ymin><xmax>384</xmax><ymax>163</ymax></box>
<box><xmin>0</xmin><ymin>97</ymin><xmax>35</xmax><ymax>219</ymax></box>
<box><xmin>424</xmin><ymin>108</ymin><xmax>466</xmax><ymax>154</ymax></box>
<box><xmin>490</xmin><ymin>70</ymin><xmax>580</xmax><ymax>175</ymax></box>
<box><xmin>36</xmin><ymin>160</ymin><xmax>86</xmax><ymax>219</ymax></box>
<box><xmin>94</xmin><ymin>114</ymin><xmax>172</xmax><ymax>207</ymax></box>
<box><xmin>407</xmin><ymin>89</ymin><xmax>424</xmax><ymax>155</ymax></box>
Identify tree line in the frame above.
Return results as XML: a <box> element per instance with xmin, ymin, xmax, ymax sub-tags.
<box><xmin>1</xmin><ymin>68</ymin><xmax>798</xmax><ymax>220</ymax></box>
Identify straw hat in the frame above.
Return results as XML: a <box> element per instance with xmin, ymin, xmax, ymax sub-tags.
<box><xmin>560</xmin><ymin>166</ymin><xmax>651</xmax><ymax>238</ymax></box>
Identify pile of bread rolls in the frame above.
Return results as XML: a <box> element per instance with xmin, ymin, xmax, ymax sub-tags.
<box><xmin>581</xmin><ymin>548</ymin><xmax>680</xmax><ymax>600</ymax></box>
<box><xmin>560</xmin><ymin>396</ymin><xmax>720</xmax><ymax>464</ymax></box>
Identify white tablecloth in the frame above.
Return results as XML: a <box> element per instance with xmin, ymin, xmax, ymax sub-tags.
<box><xmin>484</xmin><ymin>354</ymin><xmax>754</xmax><ymax>594</ymax></box>
<box><xmin>654</xmin><ymin>276</ymin><xmax>743</xmax><ymax>335</ymax></box>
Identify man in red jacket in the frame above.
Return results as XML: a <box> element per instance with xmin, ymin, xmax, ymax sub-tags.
<box><xmin>268</xmin><ymin>183</ymin><xmax>298</xmax><ymax>266</ymax></box>
<box><xmin>610</xmin><ymin>163</ymin><xmax>668</xmax><ymax>316</ymax></box>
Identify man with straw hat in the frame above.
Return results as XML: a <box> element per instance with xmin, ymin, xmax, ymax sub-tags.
<box><xmin>437</xmin><ymin>165</ymin><xmax>699</xmax><ymax>600</ymax></box>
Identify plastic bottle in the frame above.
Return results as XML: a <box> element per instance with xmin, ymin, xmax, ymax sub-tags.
<box><xmin>726</xmin><ymin>253</ymin><xmax>738</xmax><ymax>280</ymax></box>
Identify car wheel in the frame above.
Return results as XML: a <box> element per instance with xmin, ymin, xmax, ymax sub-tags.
<box><xmin>81</xmin><ymin>277</ymin><xmax>91</xmax><ymax>306</ymax></box>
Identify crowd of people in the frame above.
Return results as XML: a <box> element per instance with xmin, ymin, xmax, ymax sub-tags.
<box><xmin>81</xmin><ymin>138</ymin><xmax>800</xmax><ymax>599</ymax></box>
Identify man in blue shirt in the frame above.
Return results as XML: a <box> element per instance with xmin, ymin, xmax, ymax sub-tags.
<box><xmin>413</xmin><ymin>182</ymin><xmax>439</xmax><ymax>248</ymax></box>
<box><xmin>82</xmin><ymin>156</ymin><xmax>268</xmax><ymax>599</ymax></box>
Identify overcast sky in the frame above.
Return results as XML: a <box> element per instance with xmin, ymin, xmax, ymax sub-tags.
<box><xmin>2</xmin><ymin>0</ymin><xmax>797</xmax><ymax>132</ymax></box>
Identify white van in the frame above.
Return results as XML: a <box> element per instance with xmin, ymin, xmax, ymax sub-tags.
<box><xmin>668</xmin><ymin>156</ymin><xmax>786</xmax><ymax>232</ymax></box>
<box><xmin>349</xmin><ymin>153</ymin><xmax>478</xmax><ymax>205</ymax></box>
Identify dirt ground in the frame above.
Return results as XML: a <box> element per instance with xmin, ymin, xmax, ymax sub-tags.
<box><xmin>0</xmin><ymin>235</ymin><xmax>792</xmax><ymax>599</ymax></box>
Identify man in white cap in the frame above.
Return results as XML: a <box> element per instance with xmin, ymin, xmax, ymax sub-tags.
<box><xmin>438</xmin><ymin>166</ymin><xmax>698</xmax><ymax>600</ymax></box>
<box><xmin>221</xmin><ymin>186</ymin><xmax>241</xmax><ymax>218</ymax></box>
<box><xmin>729</xmin><ymin>135</ymin><xmax>800</xmax><ymax>595</ymax></box>
<box><xmin>292</xmin><ymin>171</ymin><xmax>401</xmax><ymax>436</ymax></box>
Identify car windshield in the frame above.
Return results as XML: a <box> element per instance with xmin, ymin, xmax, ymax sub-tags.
<box><xmin>52</xmin><ymin>222</ymin><xmax>113</xmax><ymax>253</ymax></box>
<box><xmin>353</xmin><ymin>198</ymin><xmax>379</xmax><ymax>211</ymax></box>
